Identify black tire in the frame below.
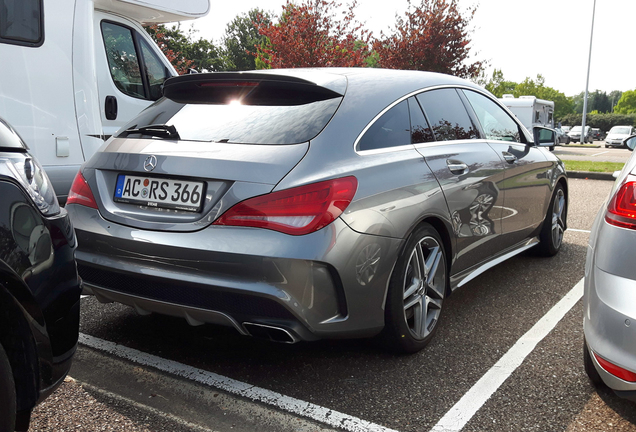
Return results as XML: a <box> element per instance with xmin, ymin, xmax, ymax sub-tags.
<box><xmin>536</xmin><ymin>184</ymin><xmax>566</xmax><ymax>256</ymax></box>
<box><xmin>382</xmin><ymin>223</ymin><xmax>447</xmax><ymax>354</ymax></box>
<box><xmin>584</xmin><ymin>339</ymin><xmax>604</xmax><ymax>387</ymax></box>
<box><xmin>0</xmin><ymin>343</ymin><xmax>16</xmax><ymax>432</ymax></box>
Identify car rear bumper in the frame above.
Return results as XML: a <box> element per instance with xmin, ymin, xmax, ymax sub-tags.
<box><xmin>584</xmin><ymin>261</ymin><xmax>636</xmax><ymax>393</ymax></box>
<box><xmin>69</xmin><ymin>204</ymin><xmax>403</xmax><ymax>342</ymax></box>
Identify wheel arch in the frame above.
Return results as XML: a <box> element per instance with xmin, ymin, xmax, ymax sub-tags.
<box><xmin>0</xmin><ymin>280</ymin><xmax>41</xmax><ymax>416</ymax></box>
<box><xmin>395</xmin><ymin>215</ymin><xmax>454</xmax><ymax>298</ymax></box>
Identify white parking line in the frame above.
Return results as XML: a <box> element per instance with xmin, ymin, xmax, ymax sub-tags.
<box><xmin>592</xmin><ymin>151</ymin><xmax>610</xmax><ymax>157</ymax></box>
<box><xmin>78</xmin><ymin>333</ymin><xmax>400</xmax><ymax>432</ymax></box>
<box><xmin>567</xmin><ymin>228</ymin><xmax>591</xmax><ymax>233</ymax></box>
<box><xmin>430</xmin><ymin>278</ymin><xmax>584</xmax><ymax>432</ymax></box>
<box><xmin>79</xmin><ymin>278</ymin><xmax>585</xmax><ymax>432</ymax></box>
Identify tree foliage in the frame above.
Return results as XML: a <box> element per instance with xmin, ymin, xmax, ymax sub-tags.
<box><xmin>571</xmin><ymin>90</ymin><xmax>616</xmax><ymax>114</ymax></box>
<box><xmin>255</xmin><ymin>0</ymin><xmax>371</xmax><ymax>68</ymax></box>
<box><xmin>146</xmin><ymin>24</ymin><xmax>225</xmax><ymax>73</ymax></box>
<box><xmin>615</xmin><ymin>90</ymin><xmax>636</xmax><ymax>114</ymax></box>
<box><xmin>484</xmin><ymin>70</ymin><xmax>573</xmax><ymax>120</ymax></box>
<box><xmin>372</xmin><ymin>0</ymin><xmax>484</xmax><ymax>79</ymax></box>
<box><xmin>222</xmin><ymin>9</ymin><xmax>272</xmax><ymax>71</ymax></box>
<box><xmin>559</xmin><ymin>112</ymin><xmax>636</xmax><ymax>130</ymax></box>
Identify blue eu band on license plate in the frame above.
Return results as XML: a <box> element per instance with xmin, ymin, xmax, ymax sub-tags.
<box><xmin>114</xmin><ymin>174</ymin><xmax>204</xmax><ymax>212</ymax></box>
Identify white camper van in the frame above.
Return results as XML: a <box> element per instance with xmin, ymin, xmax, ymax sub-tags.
<box><xmin>499</xmin><ymin>95</ymin><xmax>555</xmax><ymax>131</ymax></box>
<box><xmin>0</xmin><ymin>0</ymin><xmax>209</xmax><ymax>202</ymax></box>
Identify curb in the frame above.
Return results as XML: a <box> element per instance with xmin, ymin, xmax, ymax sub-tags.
<box><xmin>566</xmin><ymin>171</ymin><xmax>616</xmax><ymax>181</ymax></box>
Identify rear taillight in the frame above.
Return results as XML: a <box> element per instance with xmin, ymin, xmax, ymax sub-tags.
<box><xmin>213</xmin><ymin>176</ymin><xmax>357</xmax><ymax>235</ymax></box>
<box><xmin>606</xmin><ymin>175</ymin><xmax>636</xmax><ymax>229</ymax></box>
<box><xmin>593</xmin><ymin>352</ymin><xmax>636</xmax><ymax>382</ymax></box>
<box><xmin>67</xmin><ymin>171</ymin><xmax>98</xmax><ymax>209</ymax></box>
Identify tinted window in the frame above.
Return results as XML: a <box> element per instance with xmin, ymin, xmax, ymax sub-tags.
<box><xmin>463</xmin><ymin>90</ymin><xmax>521</xmax><ymax>142</ymax></box>
<box><xmin>416</xmin><ymin>89</ymin><xmax>479</xmax><ymax>141</ymax></box>
<box><xmin>408</xmin><ymin>97</ymin><xmax>434</xmax><ymax>144</ymax></box>
<box><xmin>101</xmin><ymin>22</ymin><xmax>169</xmax><ymax>101</ymax></box>
<box><xmin>0</xmin><ymin>0</ymin><xmax>42</xmax><ymax>46</ymax></box>
<box><xmin>358</xmin><ymin>101</ymin><xmax>411</xmax><ymax>151</ymax></box>
<box><xmin>117</xmin><ymin>97</ymin><xmax>342</xmax><ymax>145</ymax></box>
<box><xmin>139</xmin><ymin>38</ymin><xmax>170</xmax><ymax>101</ymax></box>
<box><xmin>102</xmin><ymin>22</ymin><xmax>144</xmax><ymax>99</ymax></box>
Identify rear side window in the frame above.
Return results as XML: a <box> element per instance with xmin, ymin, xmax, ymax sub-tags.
<box><xmin>408</xmin><ymin>97</ymin><xmax>434</xmax><ymax>144</ymax></box>
<box><xmin>117</xmin><ymin>97</ymin><xmax>342</xmax><ymax>145</ymax></box>
<box><xmin>463</xmin><ymin>90</ymin><xmax>522</xmax><ymax>143</ymax></box>
<box><xmin>101</xmin><ymin>21</ymin><xmax>170</xmax><ymax>101</ymax></box>
<box><xmin>416</xmin><ymin>89</ymin><xmax>479</xmax><ymax>141</ymax></box>
<box><xmin>358</xmin><ymin>101</ymin><xmax>411</xmax><ymax>151</ymax></box>
<box><xmin>0</xmin><ymin>0</ymin><xmax>43</xmax><ymax>47</ymax></box>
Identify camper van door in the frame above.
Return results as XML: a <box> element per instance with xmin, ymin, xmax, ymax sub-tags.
<box><xmin>93</xmin><ymin>11</ymin><xmax>176</xmax><ymax>139</ymax></box>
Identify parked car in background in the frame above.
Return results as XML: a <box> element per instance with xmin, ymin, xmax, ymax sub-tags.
<box><xmin>568</xmin><ymin>125</ymin><xmax>592</xmax><ymax>143</ymax></box>
<box><xmin>562</xmin><ymin>126</ymin><xmax>571</xmax><ymax>133</ymax></box>
<box><xmin>591</xmin><ymin>128</ymin><xmax>605</xmax><ymax>141</ymax></box>
<box><xmin>555</xmin><ymin>127</ymin><xmax>570</xmax><ymax>144</ymax></box>
<box><xmin>585</xmin><ymin>135</ymin><xmax>636</xmax><ymax>400</ymax></box>
<box><xmin>0</xmin><ymin>118</ymin><xmax>81</xmax><ymax>431</ymax></box>
<box><xmin>605</xmin><ymin>126</ymin><xmax>635</xmax><ymax>148</ymax></box>
<box><xmin>67</xmin><ymin>69</ymin><xmax>566</xmax><ymax>354</ymax></box>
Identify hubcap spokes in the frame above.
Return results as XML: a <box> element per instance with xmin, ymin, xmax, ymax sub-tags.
<box><xmin>551</xmin><ymin>189</ymin><xmax>565</xmax><ymax>249</ymax></box>
<box><xmin>403</xmin><ymin>237</ymin><xmax>445</xmax><ymax>339</ymax></box>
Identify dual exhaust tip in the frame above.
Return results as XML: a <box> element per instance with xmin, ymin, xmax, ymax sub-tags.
<box><xmin>243</xmin><ymin>322</ymin><xmax>298</xmax><ymax>344</ymax></box>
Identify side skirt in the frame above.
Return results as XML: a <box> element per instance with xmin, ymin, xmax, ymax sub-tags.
<box><xmin>450</xmin><ymin>237</ymin><xmax>540</xmax><ymax>290</ymax></box>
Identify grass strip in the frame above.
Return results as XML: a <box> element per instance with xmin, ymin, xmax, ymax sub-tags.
<box><xmin>561</xmin><ymin>159</ymin><xmax>625</xmax><ymax>173</ymax></box>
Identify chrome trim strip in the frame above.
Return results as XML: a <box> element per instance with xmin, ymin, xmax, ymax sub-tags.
<box><xmin>353</xmin><ymin>84</ymin><xmax>496</xmax><ymax>155</ymax></box>
<box><xmin>457</xmin><ymin>238</ymin><xmax>540</xmax><ymax>288</ymax></box>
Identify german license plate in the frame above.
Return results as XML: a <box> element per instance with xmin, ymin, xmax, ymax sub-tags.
<box><xmin>114</xmin><ymin>174</ymin><xmax>205</xmax><ymax>212</ymax></box>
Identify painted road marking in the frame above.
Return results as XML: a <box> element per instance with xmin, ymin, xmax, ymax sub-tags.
<box><xmin>592</xmin><ymin>151</ymin><xmax>609</xmax><ymax>157</ymax></box>
<box><xmin>567</xmin><ymin>228</ymin><xmax>592</xmax><ymax>233</ymax></box>
<box><xmin>430</xmin><ymin>278</ymin><xmax>584</xmax><ymax>432</ymax></box>
<box><xmin>78</xmin><ymin>333</ymin><xmax>399</xmax><ymax>432</ymax></box>
<box><xmin>79</xmin><ymin>278</ymin><xmax>585</xmax><ymax>432</ymax></box>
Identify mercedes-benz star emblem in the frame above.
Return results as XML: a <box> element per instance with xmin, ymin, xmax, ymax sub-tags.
<box><xmin>143</xmin><ymin>155</ymin><xmax>158</xmax><ymax>172</ymax></box>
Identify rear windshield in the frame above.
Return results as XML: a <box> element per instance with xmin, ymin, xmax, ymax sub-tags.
<box><xmin>117</xmin><ymin>97</ymin><xmax>342</xmax><ymax>145</ymax></box>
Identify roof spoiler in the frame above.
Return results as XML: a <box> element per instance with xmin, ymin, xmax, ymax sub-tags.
<box><xmin>162</xmin><ymin>73</ymin><xmax>344</xmax><ymax>106</ymax></box>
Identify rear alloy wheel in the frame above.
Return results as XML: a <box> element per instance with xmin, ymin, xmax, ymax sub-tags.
<box><xmin>536</xmin><ymin>184</ymin><xmax>566</xmax><ymax>256</ymax></box>
<box><xmin>0</xmin><ymin>343</ymin><xmax>16</xmax><ymax>432</ymax></box>
<box><xmin>383</xmin><ymin>224</ymin><xmax>447</xmax><ymax>354</ymax></box>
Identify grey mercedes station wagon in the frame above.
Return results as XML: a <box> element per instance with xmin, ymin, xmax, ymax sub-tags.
<box><xmin>66</xmin><ymin>68</ymin><xmax>567</xmax><ymax>353</ymax></box>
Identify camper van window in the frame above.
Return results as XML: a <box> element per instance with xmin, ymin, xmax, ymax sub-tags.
<box><xmin>0</xmin><ymin>0</ymin><xmax>43</xmax><ymax>47</ymax></box>
<box><xmin>140</xmin><ymin>38</ymin><xmax>170</xmax><ymax>101</ymax></box>
<box><xmin>462</xmin><ymin>90</ymin><xmax>522</xmax><ymax>143</ymax></box>
<box><xmin>102</xmin><ymin>22</ymin><xmax>145</xmax><ymax>99</ymax></box>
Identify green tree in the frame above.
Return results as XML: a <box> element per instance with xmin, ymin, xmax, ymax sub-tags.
<box><xmin>615</xmin><ymin>90</ymin><xmax>636</xmax><ymax>114</ymax></box>
<box><xmin>146</xmin><ymin>24</ymin><xmax>225</xmax><ymax>73</ymax></box>
<box><xmin>222</xmin><ymin>9</ymin><xmax>272</xmax><ymax>71</ymax></box>
<box><xmin>484</xmin><ymin>69</ymin><xmax>517</xmax><ymax>97</ymax></box>
<box><xmin>484</xmin><ymin>71</ymin><xmax>573</xmax><ymax>120</ymax></box>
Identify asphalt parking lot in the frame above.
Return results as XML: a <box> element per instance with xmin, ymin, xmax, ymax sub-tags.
<box><xmin>28</xmin><ymin>175</ymin><xmax>636</xmax><ymax>432</ymax></box>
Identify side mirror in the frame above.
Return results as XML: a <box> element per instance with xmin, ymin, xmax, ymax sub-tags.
<box><xmin>533</xmin><ymin>126</ymin><xmax>557</xmax><ymax>147</ymax></box>
<box><xmin>624</xmin><ymin>135</ymin><xmax>636</xmax><ymax>151</ymax></box>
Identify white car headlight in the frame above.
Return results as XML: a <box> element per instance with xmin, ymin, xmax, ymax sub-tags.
<box><xmin>0</xmin><ymin>153</ymin><xmax>60</xmax><ymax>216</ymax></box>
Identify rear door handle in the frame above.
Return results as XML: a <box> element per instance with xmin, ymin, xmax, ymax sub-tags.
<box><xmin>447</xmin><ymin>160</ymin><xmax>468</xmax><ymax>174</ymax></box>
<box><xmin>502</xmin><ymin>152</ymin><xmax>517</xmax><ymax>163</ymax></box>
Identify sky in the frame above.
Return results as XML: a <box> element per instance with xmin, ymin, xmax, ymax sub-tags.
<box><xmin>184</xmin><ymin>0</ymin><xmax>635</xmax><ymax>97</ymax></box>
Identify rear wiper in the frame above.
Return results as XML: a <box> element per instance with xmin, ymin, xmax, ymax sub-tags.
<box><xmin>123</xmin><ymin>124</ymin><xmax>180</xmax><ymax>140</ymax></box>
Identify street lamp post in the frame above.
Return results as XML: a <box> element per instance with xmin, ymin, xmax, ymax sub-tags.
<box><xmin>581</xmin><ymin>0</ymin><xmax>597</xmax><ymax>142</ymax></box>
